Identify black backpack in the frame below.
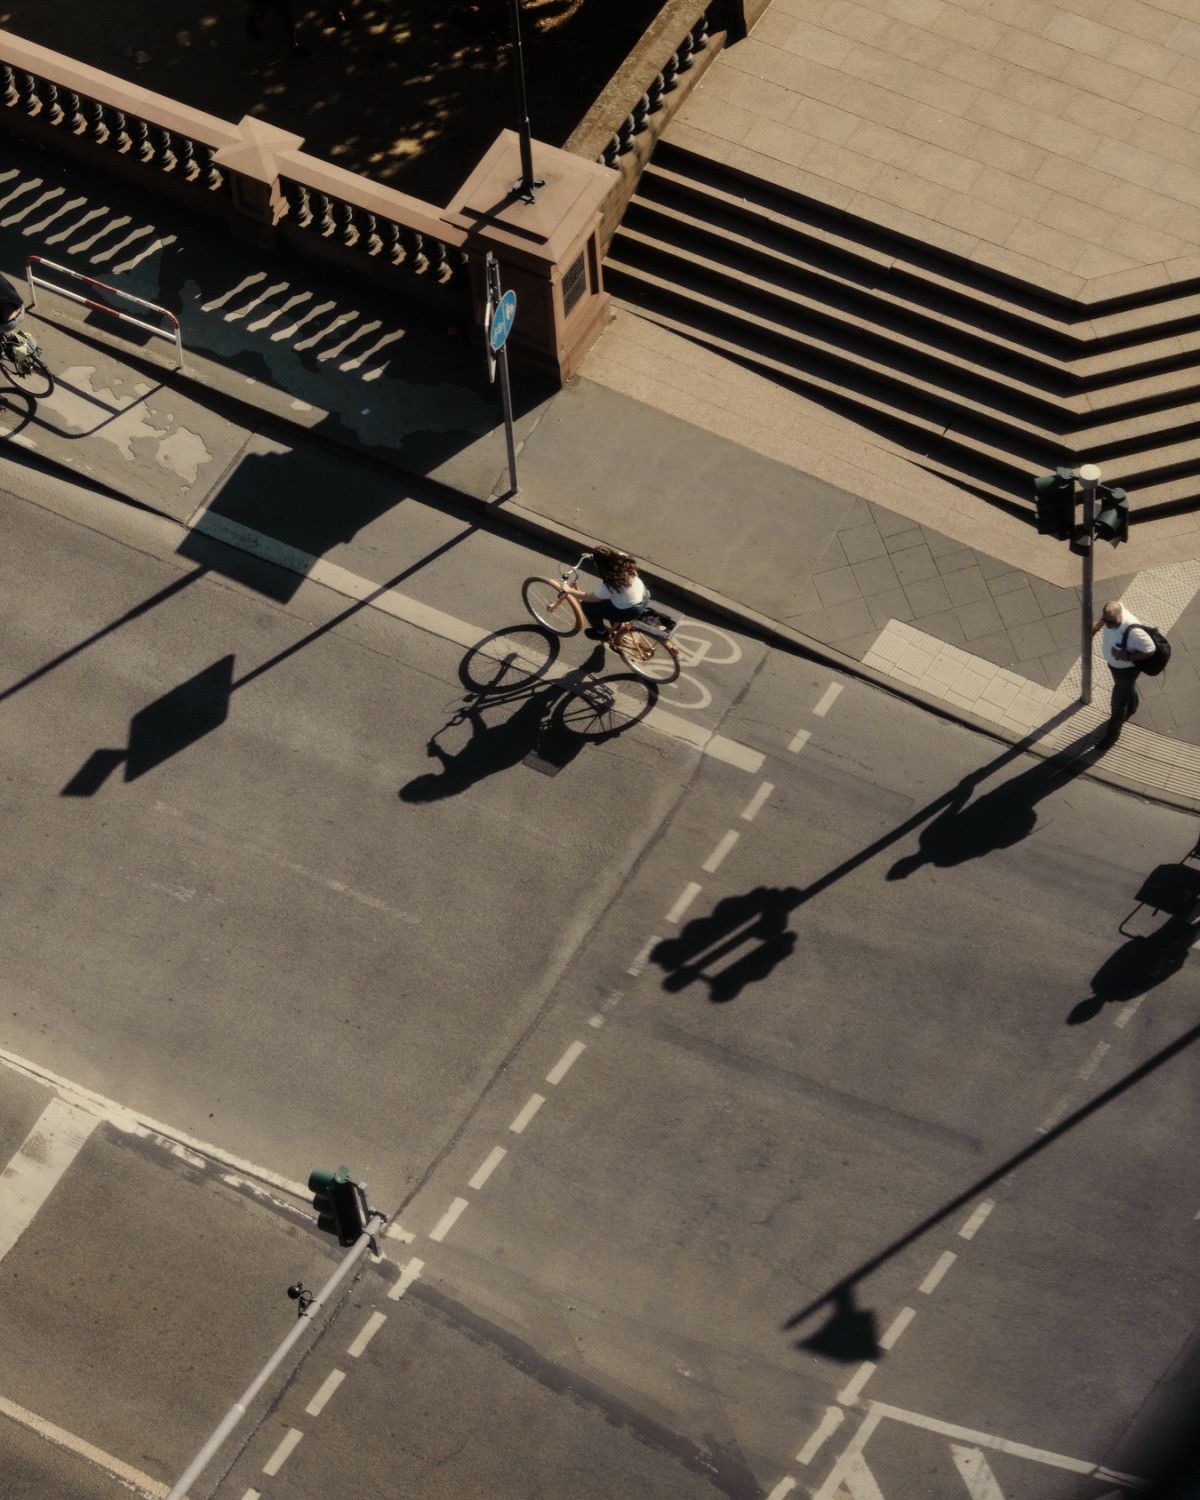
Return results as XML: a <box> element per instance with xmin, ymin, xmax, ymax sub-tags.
<box><xmin>1122</xmin><ymin>623</ymin><xmax>1171</xmax><ymax>676</ymax></box>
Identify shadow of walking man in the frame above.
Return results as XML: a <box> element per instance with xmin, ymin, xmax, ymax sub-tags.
<box><xmin>651</xmin><ymin>885</ymin><xmax>801</xmax><ymax>1003</ymax></box>
<box><xmin>888</xmin><ymin>730</ymin><xmax>1101</xmax><ymax>879</ymax></box>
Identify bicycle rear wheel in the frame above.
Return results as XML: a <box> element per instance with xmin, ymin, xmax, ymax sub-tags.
<box><xmin>614</xmin><ymin>629</ymin><xmax>681</xmax><ymax>683</ymax></box>
<box><xmin>0</xmin><ymin>340</ymin><xmax>53</xmax><ymax>398</ymax></box>
<box><xmin>522</xmin><ymin>577</ymin><xmax>581</xmax><ymax>637</ymax></box>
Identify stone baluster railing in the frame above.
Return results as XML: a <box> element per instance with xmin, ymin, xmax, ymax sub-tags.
<box><xmin>598</xmin><ymin>9</ymin><xmax>712</xmax><ymax>167</ymax></box>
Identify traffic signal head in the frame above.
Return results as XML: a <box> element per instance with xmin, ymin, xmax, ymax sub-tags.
<box><xmin>1093</xmin><ymin>487</ymin><xmax>1129</xmax><ymax>547</ymax></box>
<box><xmin>308</xmin><ymin>1166</ymin><xmax>367</xmax><ymax>1246</ymax></box>
<box><xmin>1033</xmin><ymin>466</ymin><xmax>1076</xmax><ymax>539</ymax></box>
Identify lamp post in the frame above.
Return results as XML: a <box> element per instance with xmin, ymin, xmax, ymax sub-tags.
<box><xmin>506</xmin><ymin>0</ymin><xmax>543</xmax><ymax>202</ymax></box>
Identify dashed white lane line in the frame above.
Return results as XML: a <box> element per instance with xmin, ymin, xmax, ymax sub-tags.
<box><xmin>787</xmin><ymin>727</ymin><xmax>812</xmax><ymax>753</ymax></box>
<box><xmin>958</xmin><ymin>1200</ymin><xmax>995</xmax><ymax>1240</ymax></box>
<box><xmin>262</xmin><ymin>1427</ymin><xmax>303</xmax><ymax>1477</ymax></box>
<box><xmin>837</xmin><ymin>1360</ymin><xmax>876</xmax><ymax>1407</ymax></box>
<box><xmin>1079</xmin><ymin>1040</ymin><xmax>1111</xmax><ymax>1079</ymax></box>
<box><xmin>346</xmin><ymin>1311</ymin><xmax>387</xmax><ymax>1359</ymax></box>
<box><xmin>0</xmin><ymin>1096</ymin><xmax>98</xmax><ymax>1262</ymax></box>
<box><xmin>813</xmin><ymin>683</ymin><xmax>843</xmax><ymax>716</ymax></box>
<box><xmin>665</xmin><ymin>881</ymin><xmax>702</xmax><ymax>924</ymax></box>
<box><xmin>429</xmin><ymin>1196</ymin><xmax>470</xmax><ymax>1243</ymax></box>
<box><xmin>509</xmin><ymin>1093</ymin><xmax>545</xmax><ymax>1134</ymax></box>
<box><xmin>588</xmin><ymin>1013</ymin><xmax>605</xmax><ymax>1028</ymax></box>
<box><xmin>387</xmin><ymin>1256</ymin><xmax>424</xmax><ymax>1301</ymax></box>
<box><xmin>240</xmin><ymin>1489</ymin><xmax>260</xmax><ymax>1500</ymax></box>
<box><xmin>1114</xmin><ymin>994</ymin><xmax>1146</xmax><ymax>1029</ymax></box>
<box><xmin>919</xmin><ymin>1250</ymin><xmax>957</xmax><ymax>1295</ymax></box>
<box><xmin>879</xmin><ymin>1305</ymin><xmax>916</xmax><ymax>1350</ymax></box>
<box><xmin>0</xmin><ymin>1392</ymin><xmax>167</xmax><ymax>1498</ymax></box>
<box><xmin>468</xmin><ymin>1145</ymin><xmax>508</xmax><ymax>1189</ymax></box>
<box><xmin>795</xmin><ymin>1405</ymin><xmax>844</xmax><ymax>1465</ymax></box>
<box><xmin>384</xmin><ymin>1222</ymin><xmax>415</xmax><ymax>1244</ymax></box>
<box><xmin>766</xmin><ymin>1478</ymin><xmax>798</xmax><ymax>1500</ymax></box>
<box><xmin>702</xmin><ymin>829</ymin><xmax>740</xmax><ymax>873</ymax></box>
<box><xmin>546</xmin><ymin>1040</ymin><xmax>586</xmax><ymax>1085</ymax></box>
<box><xmin>305</xmin><ymin>1369</ymin><xmax>345</xmax><ymax>1418</ymax></box>
<box><xmin>627</xmin><ymin>935</ymin><xmax>658</xmax><ymax>976</ymax></box>
<box><xmin>740</xmin><ymin>780</ymin><xmax>775</xmax><ymax>821</ymax></box>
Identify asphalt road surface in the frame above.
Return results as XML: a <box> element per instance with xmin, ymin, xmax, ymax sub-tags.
<box><xmin>0</xmin><ymin>456</ymin><xmax>1196</xmax><ymax>1500</ymax></box>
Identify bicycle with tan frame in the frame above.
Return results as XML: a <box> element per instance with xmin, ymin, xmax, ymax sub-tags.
<box><xmin>522</xmin><ymin>550</ymin><xmax>682</xmax><ymax>683</ymax></box>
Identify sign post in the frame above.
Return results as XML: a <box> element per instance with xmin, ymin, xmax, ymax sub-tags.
<box><xmin>486</xmin><ymin>252</ymin><xmax>519</xmax><ymax>496</ymax></box>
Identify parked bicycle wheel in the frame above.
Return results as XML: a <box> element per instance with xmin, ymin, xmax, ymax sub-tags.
<box><xmin>0</xmin><ymin>338</ymin><xmax>53</xmax><ymax>398</ymax></box>
<box><xmin>614</xmin><ymin>628</ymin><xmax>681</xmax><ymax>683</ymax></box>
<box><xmin>522</xmin><ymin>577</ymin><xmax>581</xmax><ymax>636</ymax></box>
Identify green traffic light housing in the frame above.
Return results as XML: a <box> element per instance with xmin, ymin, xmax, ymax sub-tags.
<box><xmin>308</xmin><ymin>1166</ymin><xmax>368</xmax><ymax>1246</ymax></box>
<box><xmin>1093</xmin><ymin>487</ymin><xmax>1129</xmax><ymax>547</ymax></box>
<box><xmin>1033</xmin><ymin>466</ymin><xmax>1076</xmax><ymax>539</ymax></box>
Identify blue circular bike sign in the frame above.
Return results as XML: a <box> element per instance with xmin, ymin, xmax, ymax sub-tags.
<box><xmin>489</xmin><ymin>289</ymin><xmax>517</xmax><ymax>353</ymax></box>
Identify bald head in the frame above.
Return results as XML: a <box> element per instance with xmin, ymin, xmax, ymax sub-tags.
<box><xmin>1101</xmin><ymin>601</ymin><xmax>1124</xmax><ymax>626</ymax></box>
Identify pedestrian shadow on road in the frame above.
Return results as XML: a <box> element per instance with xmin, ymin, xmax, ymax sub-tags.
<box><xmin>887</xmin><ymin>728</ymin><xmax>1102</xmax><ymax>878</ymax></box>
<box><xmin>1067</xmin><ymin>848</ymin><xmax>1200</xmax><ymax>1024</ymax></box>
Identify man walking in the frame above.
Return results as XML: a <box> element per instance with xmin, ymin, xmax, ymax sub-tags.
<box><xmin>1092</xmin><ymin>600</ymin><xmax>1155</xmax><ymax>744</ymax></box>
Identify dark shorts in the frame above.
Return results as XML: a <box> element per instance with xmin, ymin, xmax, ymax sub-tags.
<box><xmin>581</xmin><ymin>599</ymin><xmax>639</xmax><ymax>632</ymax></box>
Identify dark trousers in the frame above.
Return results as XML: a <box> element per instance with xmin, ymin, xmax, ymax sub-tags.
<box><xmin>1106</xmin><ymin>663</ymin><xmax>1140</xmax><ymax>737</ymax></box>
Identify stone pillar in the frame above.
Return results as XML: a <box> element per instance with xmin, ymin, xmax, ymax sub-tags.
<box><xmin>211</xmin><ymin>116</ymin><xmax>304</xmax><ymax>249</ymax></box>
<box><xmin>443</xmin><ymin>130</ymin><xmax>616</xmax><ymax>386</ymax></box>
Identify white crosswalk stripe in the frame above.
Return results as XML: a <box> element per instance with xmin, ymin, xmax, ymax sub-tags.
<box><xmin>951</xmin><ymin>1445</ymin><xmax>1007</xmax><ymax>1499</ymax></box>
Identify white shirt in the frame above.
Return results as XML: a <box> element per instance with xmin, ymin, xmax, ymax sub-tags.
<box><xmin>593</xmin><ymin>575</ymin><xmax>647</xmax><ymax>610</ymax></box>
<box><xmin>1100</xmin><ymin>609</ymin><xmax>1153</xmax><ymax>669</ymax></box>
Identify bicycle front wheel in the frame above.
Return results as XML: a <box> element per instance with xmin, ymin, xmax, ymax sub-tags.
<box><xmin>615</xmin><ymin>630</ymin><xmax>681</xmax><ymax>683</ymax></box>
<box><xmin>522</xmin><ymin>577</ymin><xmax>581</xmax><ymax>637</ymax></box>
<box><xmin>1</xmin><ymin>343</ymin><xmax>53</xmax><ymax>398</ymax></box>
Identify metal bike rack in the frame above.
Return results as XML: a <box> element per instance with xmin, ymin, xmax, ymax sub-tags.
<box><xmin>25</xmin><ymin>255</ymin><xmax>183</xmax><ymax>370</ymax></box>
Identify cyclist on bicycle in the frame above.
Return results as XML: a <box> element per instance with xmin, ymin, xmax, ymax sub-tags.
<box><xmin>559</xmin><ymin>546</ymin><xmax>647</xmax><ymax>638</ymax></box>
<box><xmin>0</xmin><ymin>272</ymin><xmax>25</xmax><ymax>336</ymax></box>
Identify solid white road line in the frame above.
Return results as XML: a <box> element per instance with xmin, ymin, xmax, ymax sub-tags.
<box><xmin>0</xmin><ymin>1045</ymin><xmax>311</xmax><ymax>1201</ymax></box>
<box><xmin>387</xmin><ymin>1256</ymin><xmax>424</xmax><ymax>1301</ymax></box>
<box><xmin>812</xmin><ymin>1407</ymin><xmax>885</xmax><ymax>1500</ymax></box>
<box><xmin>187</xmin><ymin>511</ymin><xmax>766</xmax><ymax>773</ymax></box>
<box><xmin>740</xmin><ymin>781</ymin><xmax>774</xmax><ymax>821</ymax></box>
<box><xmin>958</xmin><ymin>1200</ymin><xmax>995</xmax><ymax>1240</ymax></box>
<box><xmin>305</xmin><ymin>1369</ymin><xmax>345</xmax><ymax>1418</ymax></box>
<box><xmin>0</xmin><ymin>1097</ymin><xmax>97</xmax><ymax>1261</ymax></box>
<box><xmin>0</xmin><ymin>1392</ymin><xmax>167</xmax><ymax>1498</ymax></box>
<box><xmin>665</xmin><ymin>881</ymin><xmax>702</xmax><ymax>924</ymax></box>
<box><xmin>765</xmin><ymin>1478</ymin><xmax>797</xmax><ymax>1500</ymax></box>
<box><xmin>837</xmin><ymin>1360</ymin><xmax>876</xmax><ymax>1407</ymax></box>
<box><xmin>468</xmin><ymin>1146</ymin><xmax>507</xmax><ymax>1190</ymax></box>
<box><xmin>702</xmin><ymin>830</ymin><xmax>739</xmax><ymax>873</ymax></box>
<box><xmin>879</xmin><ymin>1306</ymin><xmax>915</xmax><ymax>1350</ymax></box>
<box><xmin>813</xmin><ymin>684</ymin><xmax>843</xmax><ymax>716</ymax></box>
<box><xmin>509</xmin><ymin>1093</ymin><xmax>545</xmax><ymax>1134</ymax></box>
<box><xmin>546</xmin><ymin>1041</ymin><xmax>585</xmax><ymax>1086</ymax></box>
<box><xmin>346</xmin><ymin>1311</ymin><xmax>387</xmax><ymax>1359</ymax></box>
<box><xmin>795</xmin><ymin>1405</ymin><xmax>844</xmax><ymax>1464</ymax></box>
<box><xmin>262</xmin><ymin>1427</ymin><xmax>303</xmax><ymax>1477</ymax></box>
<box><xmin>952</xmin><ymin>1444</ymin><xmax>1006</xmax><ymax>1499</ymax></box>
<box><xmin>873</xmin><ymin>1402</ymin><xmax>1115</xmax><ymax>1474</ymax></box>
<box><xmin>787</xmin><ymin>727</ymin><xmax>812</xmax><ymax>753</ymax></box>
<box><xmin>429</xmin><ymin>1196</ymin><xmax>469</xmax><ymax>1243</ymax></box>
<box><xmin>919</xmin><ymin>1250</ymin><xmax>957</xmax><ymax>1294</ymax></box>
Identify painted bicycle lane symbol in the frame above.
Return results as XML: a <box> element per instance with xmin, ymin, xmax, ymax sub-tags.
<box><xmin>654</xmin><ymin>620</ymin><xmax>743</xmax><ymax>712</ymax></box>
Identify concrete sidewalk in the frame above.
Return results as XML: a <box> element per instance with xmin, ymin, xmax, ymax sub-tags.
<box><xmin>2</xmin><ymin>133</ymin><xmax>1199</xmax><ymax>810</ymax></box>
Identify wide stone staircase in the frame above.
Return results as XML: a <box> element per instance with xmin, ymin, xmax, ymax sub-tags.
<box><xmin>605</xmin><ymin>140</ymin><xmax>1200</xmax><ymax>521</ymax></box>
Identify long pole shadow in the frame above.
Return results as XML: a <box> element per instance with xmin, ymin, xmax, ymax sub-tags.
<box><xmin>782</xmin><ymin>1018</ymin><xmax>1200</xmax><ymax>1341</ymax></box>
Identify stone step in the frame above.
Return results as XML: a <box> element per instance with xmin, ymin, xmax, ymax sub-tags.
<box><xmin>647</xmin><ymin>142</ymin><xmax>1200</xmax><ymax>347</ymax></box>
<box><xmin>610</xmin><ymin>293</ymin><xmax>1199</xmax><ymax>516</ymax></box>
<box><xmin>614</xmin><ymin>213</ymin><xmax>1200</xmax><ymax>424</ymax></box>
<box><xmin>606</xmin><ymin>253</ymin><xmax>1196</xmax><ymax>469</ymax></box>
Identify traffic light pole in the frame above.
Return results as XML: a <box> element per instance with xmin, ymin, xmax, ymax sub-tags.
<box><xmin>164</xmin><ymin>1210</ymin><xmax>386</xmax><ymax>1500</ymax></box>
<box><xmin>1078</xmin><ymin>464</ymin><xmax>1100</xmax><ymax>706</ymax></box>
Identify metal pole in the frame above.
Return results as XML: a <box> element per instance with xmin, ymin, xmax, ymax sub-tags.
<box><xmin>487</xmin><ymin>254</ymin><xmax>519</xmax><ymax>495</ymax></box>
<box><xmin>1079</xmin><ymin>463</ymin><xmax>1100</xmax><ymax>707</ymax></box>
<box><xmin>164</xmin><ymin>1214</ymin><xmax>385</xmax><ymax>1500</ymax></box>
<box><xmin>506</xmin><ymin>0</ymin><xmax>542</xmax><ymax>202</ymax></box>
<box><xmin>26</xmin><ymin>260</ymin><xmax>37</xmax><ymax>310</ymax></box>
